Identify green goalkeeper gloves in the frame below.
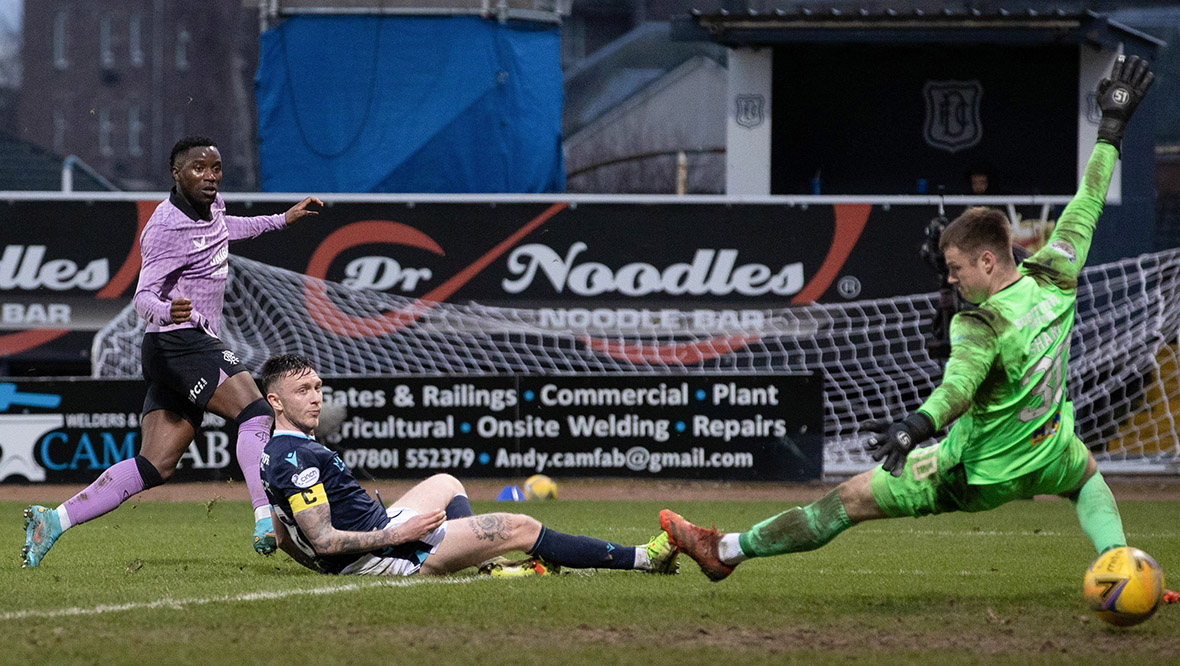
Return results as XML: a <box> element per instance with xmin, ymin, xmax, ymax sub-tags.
<box><xmin>1096</xmin><ymin>55</ymin><xmax>1154</xmax><ymax>154</ymax></box>
<box><xmin>862</xmin><ymin>413</ymin><xmax>936</xmax><ymax>477</ymax></box>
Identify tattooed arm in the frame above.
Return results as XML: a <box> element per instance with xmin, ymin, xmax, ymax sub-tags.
<box><xmin>294</xmin><ymin>504</ymin><xmax>446</xmax><ymax>556</ymax></box>
<box><xmin>273</xmin><ymin>509</ymin><xmax>319</xmax><ymax>570</ymax></box>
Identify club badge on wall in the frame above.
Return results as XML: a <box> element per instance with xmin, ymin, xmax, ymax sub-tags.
<box><xmin>735</xmin><ymin>94</ymin><xmax>766</xmax><ymax>129</ymax></box>
<box><xmin>923</xmin><ymin>80</ymin><xmax>983</xmax><ymax>153</ymax></box>
<box><xmin>1085</xmin><ymin>91</ymin><xmax>1101</xmax><ymax>124</ymax></box>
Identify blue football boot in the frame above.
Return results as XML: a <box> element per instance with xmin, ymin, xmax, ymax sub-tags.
<box><xmin>22</xmin><ymin>505</ymin><xmax>63</xmax><ymax>568</ymax></box>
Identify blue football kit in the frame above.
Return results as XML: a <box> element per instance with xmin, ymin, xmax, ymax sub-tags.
<box><xmin>262</xmin><ymin>430</ymin><xmax>410</xmax><ymax>574</ymax></box>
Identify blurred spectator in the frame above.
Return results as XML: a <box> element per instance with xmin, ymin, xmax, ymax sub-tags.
<box><xmin>968</xmin><ymin>163</ymin><xmax>996</xmax><ymax>194</ymax></box>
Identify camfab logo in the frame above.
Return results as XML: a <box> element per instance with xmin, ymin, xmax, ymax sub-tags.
<box><xmin>0</xmin><ymin>383</ymin><xmax>62</xmax><ymax>411</ymax></box>
<box><xmin>0</xmin><ymin>414</ymin><xmax>63</xmax><ymax>482</ymax></box>
<box><xmin>0</xmin><ymin>384</ymin><xmax>63</xmax><ymax>482</ymax></box>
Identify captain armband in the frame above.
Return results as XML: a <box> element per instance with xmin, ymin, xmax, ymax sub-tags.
<box><xmin>288</xmin><ymin>483</ymin><xmax>328</xmax><ymax>514</ymax></box>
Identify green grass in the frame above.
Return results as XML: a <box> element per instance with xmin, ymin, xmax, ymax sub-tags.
<box><xmin>2</xmin><ymin>498</ymin><xmax>1178</xmax><ymax>666</ymax></box>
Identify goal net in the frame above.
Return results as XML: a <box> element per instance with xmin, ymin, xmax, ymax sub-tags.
<box><xmin>93</xmin><ymin>250</ymin><xmax>1180</xmax><ymax>474</ymax></box>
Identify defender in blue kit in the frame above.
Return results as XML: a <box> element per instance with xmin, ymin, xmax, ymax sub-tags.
<box><xmin>259</xmin><ymin>354</ymin><xmax>680</xmax><ymax>577</ymax></box>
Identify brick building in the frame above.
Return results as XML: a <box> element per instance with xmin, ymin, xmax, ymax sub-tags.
<box><xmin>17</xmin><ymin>1</ymin><xmax>261</xmax><ymax>190</ymax></box>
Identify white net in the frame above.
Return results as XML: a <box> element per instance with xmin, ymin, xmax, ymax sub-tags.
<box><xmin>93</xmin><ymin>250</ymin><xmax>1180</xmax><ymax>474</ymax></box>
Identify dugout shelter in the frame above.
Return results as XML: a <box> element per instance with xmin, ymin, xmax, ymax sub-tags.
<box><xmin>673</xmin><ymin>2</ymin><xmax>1164</xmax><ymax>264</ymax></box>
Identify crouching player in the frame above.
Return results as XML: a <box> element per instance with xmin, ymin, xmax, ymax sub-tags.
<box><xmin>260</xmin><ymin>354</ymin><xmax>679</xmax><ymax>577</ymax></box>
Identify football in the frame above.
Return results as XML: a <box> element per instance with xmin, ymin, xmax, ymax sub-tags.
<box><xmin>522</xmin><ymin>474</ymin><xmax>558</xmax><ymax>500</ymax></box>
<box><xmin>1083</xmin><ymin>546</ymin><xmax>1165</xmax><ymax>627</ymax></box>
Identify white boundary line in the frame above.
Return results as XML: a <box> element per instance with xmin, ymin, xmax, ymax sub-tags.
<box><xmin>0</xmin><ymin>574</ymin><xmax>488</xmax><ymax>621</ymax></box>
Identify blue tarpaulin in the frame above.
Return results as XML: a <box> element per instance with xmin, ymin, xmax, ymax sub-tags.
<box><xmin>256</xmin><ymin>16</ymin><xmax>564</xmax><ymax>193</ymax></box>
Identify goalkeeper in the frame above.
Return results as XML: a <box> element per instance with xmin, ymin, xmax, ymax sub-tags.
<box><xmin>662</xmin><ymin>56</ymin><xmax>1159</xmax><ymax>581</ymax></box>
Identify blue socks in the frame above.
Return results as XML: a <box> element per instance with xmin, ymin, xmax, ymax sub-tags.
<box><xmin>445</xmin><ymin>493</ymin><xmax>474</xmax><ymax>520</ymax></box>
<box><xmin>528</xmin><ymin>526</ymin><xmax>636</xmax><ymax>570</ymax></box>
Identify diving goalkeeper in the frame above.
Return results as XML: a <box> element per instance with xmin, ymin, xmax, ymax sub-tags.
<box><xmin>662</xmin><ymin>56</ymin><xmax>1164</xmax><ymax>582</ymax></box>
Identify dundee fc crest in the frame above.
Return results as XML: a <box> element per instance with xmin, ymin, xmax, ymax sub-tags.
<box><xmin>923</xmin><ymin>80</ymin><xmax>983</xmax><ymax>153</ymax></box>
<box><xmin>735</xmin><ymin>94</ymin><xmax>765</xmax><ymax>129</ymax></box>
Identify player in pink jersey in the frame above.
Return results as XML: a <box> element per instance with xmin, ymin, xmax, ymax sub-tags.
<box><xmin>22</xmin><ymin>136</ymin><xmax>323</xmax><ymax>567</ymax></box>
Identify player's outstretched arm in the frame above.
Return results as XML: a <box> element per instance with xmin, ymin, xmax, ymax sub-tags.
<box><xmin>1032</xmin><ymin>56</ymin><xmax>1154</xmax><ymax>280</ymax></box>
<box><xmin>224</xmin><ymin>196</ymin><xmax>321</xmax><ymax>241</ymax></box>
<box><xmin>283</xmin><ymin>196</ymin><xmax>324</xmax><ymax>225</ymax></box>
<box><xmin>867</xmin><ymin>311</ymin><xmax>998</xmax><ymax>474</ymax></box>
<box><xmin>900</xmin><ymin>311</ymin><xmax>998</xmax><ymax>453</ymax></box>
<box><xmin>1096</xmin><ymin>55</ymin><xmax>1154</xmax><ymax>155</ymax></box>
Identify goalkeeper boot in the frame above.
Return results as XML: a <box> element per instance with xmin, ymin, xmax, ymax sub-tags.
<box><xmin>253</xmin><ymin>515</ymin><xmax>276</xmax><ymax>555</ymax></box>
<box><xmin>641</xmin><ymin>531</ymin><xmax>680</xmax><ymax>574</ymax></box>
<box><xmin>479</xmin><ymin>557</ymin><xmax>559</xmax><ymax>578</ymax></box>
<box><xmin>22</xmin><ymin>505</ymin><xmax>63</xmax><ymax>568</ymax></box>
<box><xmin>659</xmin><ymin>509</ymin><xmax>734</xmax><ymax>582</ymax></box>
<box><xmin>1164</xmin><ymin>589</ymin><xmax>1179</xmax><ymax>604</ymax></box>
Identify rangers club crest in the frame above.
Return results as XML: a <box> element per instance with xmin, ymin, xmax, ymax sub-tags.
<box><xmin>735</xmin><ymin>94</ymin><xmax>765</xmax><ymax>129</ymax></box>
<box><xmin>923</xmin><ymin>80</ymin><xmax>983</xmax><ymax>153</ymax></box>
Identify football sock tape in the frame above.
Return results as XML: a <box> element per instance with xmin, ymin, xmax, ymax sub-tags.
<box><xmin>135</xmin><ymin>454</ymin><xmax>164</xmax><ymax>489</ymax></box>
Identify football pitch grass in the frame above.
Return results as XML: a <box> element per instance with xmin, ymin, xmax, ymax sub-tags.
<box><xmin>2</xmin><ymin>497</ymin><xmax>1178</xmax><ymax>666</ymax></box>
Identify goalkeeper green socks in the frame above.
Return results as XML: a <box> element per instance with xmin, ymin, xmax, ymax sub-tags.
<box><xmin>736</xmin><ymin>489</ymin><xmax>852</xmax><ymax>559</ymax></box>
<box><xmin>725</xmin><ymin>473</ymin><xmax>1123</xmax><ymax>560</ymax></box>
<box><xmin>1070</xmin><ymin>471</ymin><xmax>1126</xmax><ymax>554</ymax></box>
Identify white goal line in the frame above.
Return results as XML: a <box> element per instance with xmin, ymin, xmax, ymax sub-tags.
<box><xmin>0</xmin><ymin>574</ymin><xmax>489</xmax><ymax>621</ymax></box>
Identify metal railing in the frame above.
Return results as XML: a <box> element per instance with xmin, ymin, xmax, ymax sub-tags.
<box><xmin>566</xmin><ymin>147</ymin><xmax>726</xmax><ymax>195</ymax></box>
<box><xmin>60</xmin><ymin>155</ymin><xmax>120</xmax><ymax>193</ymax></box>
<box><xmin>254</xmin><ymin>0</ymin><xmax>571</xmax><ymax>28</ymax></box>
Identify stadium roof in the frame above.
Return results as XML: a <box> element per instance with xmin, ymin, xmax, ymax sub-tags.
<box><xmin>0</xmin><ymin>133</ymin><xmax>115</xmax><ymax>192</ymax></box>
<box><xmin>563</xmin><ymin>22</ymin><xmax>725</xmax><ymax>137</ymax></box>
<box><xmin>672</xmin><ymin>4</ymin><xmax>1166</xmax><ymax>50</ymax></box>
